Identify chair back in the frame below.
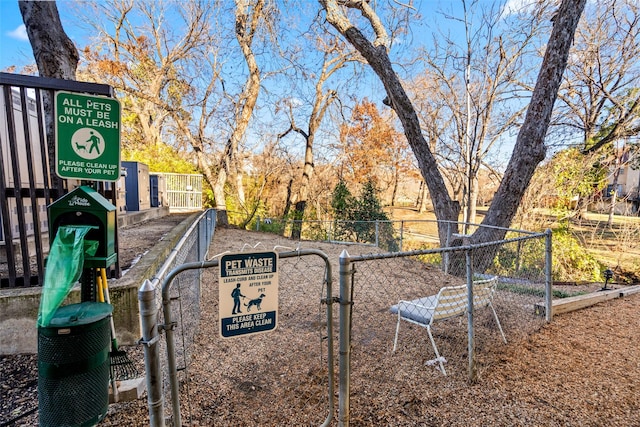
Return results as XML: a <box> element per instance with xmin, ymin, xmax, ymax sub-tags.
<box><xmin>432</xmin><ymin>284</ymin><xmax>468</xmax><ymax>321</ymax></box>
<box><xmin>472</xmin><ymin>277</ymin><xmax>498</xmax><ymax>307</ymax></box>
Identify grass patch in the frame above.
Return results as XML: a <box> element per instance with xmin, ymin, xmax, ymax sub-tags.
<box><xmin>496</xmin><ymin>282</ymin><xmax>587</xmax><ymax>299</ymax></box>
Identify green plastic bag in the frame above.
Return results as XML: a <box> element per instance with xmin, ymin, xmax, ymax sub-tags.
<box><xmin>37</xmin><ymin>226</ymin><xmax>98</xmax><ymax>327</ymax></box>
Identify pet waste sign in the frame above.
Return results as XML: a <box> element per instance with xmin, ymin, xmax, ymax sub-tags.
<box><xmin>55</xmin><ymin>91</ymin><xmax>121</xmax><ymax>181</ymax></box>
<box><xmin>219</xmin><ymin>251</ymin><xmax>278</xmax><ymax>338</ymax></box>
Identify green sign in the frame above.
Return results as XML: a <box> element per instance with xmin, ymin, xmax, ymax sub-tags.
<box><xmin>55</xmin><ymin>91</ymin><xmax>121</xmax><ymax>181</ymax></box>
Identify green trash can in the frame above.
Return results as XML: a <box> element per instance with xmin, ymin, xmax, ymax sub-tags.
<box><xmin>38</xmin><ymin>302</ymin><xmax>113</xmax><ymax>427</ymax></box>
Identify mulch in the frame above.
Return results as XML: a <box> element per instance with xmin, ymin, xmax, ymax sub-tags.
<box><xmin>2</xmin><ymin>227</ymin><xmax>639</xmax><ymax>426</ymax></box>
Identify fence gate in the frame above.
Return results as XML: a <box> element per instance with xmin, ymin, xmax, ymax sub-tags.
<box><xmin>141</xmin><ymin>248</ymin><xmax>336</xmax><ymax>426</ymax></box>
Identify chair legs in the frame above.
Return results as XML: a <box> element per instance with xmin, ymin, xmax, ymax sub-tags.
<box><xmin>394</xmin><ymin>315</ymin><xmax>447</xmax><ymax>375</ymax></box>
<box><xmin>489</xmin><ymin>302</ymin><xmax>507</xmax><ymax>343</ymax></box>
<box><xmin>426</xmin><ymin>326</ymin><xmax>446</xmax><ymax>375</ymax></box>
<box><xmin>393</xmin><ymin>312</ymin><xmax>401</xmax><ymax>352</ymax></box>
<box><xmin>394</xmin><ymin>304</ymin><xmax>505</xmax><ymax>376</ymax></box>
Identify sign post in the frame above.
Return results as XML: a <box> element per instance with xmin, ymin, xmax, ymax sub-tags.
<box><xmin>219</xmin><ymin>251</ymin><xmax>278</xmax><ymax>338</ymax></box>
<box><xmin>55</xmin><ymin>91</ymin><xmax>121</xmax><ymax>181</ymax></box>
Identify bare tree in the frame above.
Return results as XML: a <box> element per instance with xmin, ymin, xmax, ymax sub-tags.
<box><xmin>319</xmin><ymin>0</ymin><xmax>461</xmax><ymax>243</ymax></box>
<box><xmin>475</xmin><ymin>0</ymin><xmax>587</xmax><ymax>244</ymax></box>
<box><xmin>320</xmin><ymin>0</ymin><xmax>586</xmax><ymax>247</ymax></box>
<box><xmin>550</xmin><ymin>0</ymin><xmax>640</xmax><ymax>217</ymax></box>
<box><xmin>212</xmin><ymin>0</ymin><xmax>274</xmax><ymax>225</ymax></box>
<box><xmin>81</xmin><ymin>1</ymin><xmax>211</xmax><ymax>150</ymax></box>
<box><xmin>277</xmin><ymin>35</ymin><xmax>353</xmax><ymax>238</ymax></box>
<box><xmin>556</xmin><ymin>0</ymin><xmax>640</xmax><ymax>155</ymax></box>
<box><xmin>413</xmin><ymin>1</ymin><xmax>548</xmax><ymax>226</ymax></box>
<box><xmin>19</xmin><ymin>0</ymin><xmax>79</xmax><ymax>196</ymax></box>
<box><xmin>80</xmin><ymin>0</ymin><xmax>281</xmax><ymax>226</ymax></box>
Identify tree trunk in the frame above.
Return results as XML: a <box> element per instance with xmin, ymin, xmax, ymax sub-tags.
<box><xmin>282</xmin><ymin>177</ymin><xmax>294</xmax><ymax>220</ymax></box>
<box><xmin>468</xmin><ymin>175</ymin><xmax>479</xmax><ymax>225</ymax></box>
<box><xmin>321</xmin><ymin>0</ymin><xmax>586</xmax><ymax>253</ymax></box>
<box><xmin>474</xmin><ymin>0</ymin><xmax>587</xmax><ymax>246</ymax></box>
<box><xmin>608</xmin><ymin>159</ymin><xmax>622</xmax><ymax>227</ymax></box>
<box><xmin>458</xmin><ymin>0</ymin><xmax>588</xmax><ymax>276</ymax></box>
<box><xmin>213</xmin><ymin>158</ymin><xmax>229</xmax><ymax>226</ymax></box>
<box><xmin>227</xmin><ymin>0</ymin><xmax>264</xmax><ymax>210</ymax></box>
<box><xmin>390</xmin><ymin>168</ymin><xmax>399</xmax><ymax>207</ymax></box>
<box><xmin>321</xmin><ymin>0</ymin><xmax>460</xmax><ymax>245</ymax></box>
<box><xmin>291</xmin><ymin>200</ymin><xmax>306</xmax><ymax>240</ymax></box>
<box><xmin>19</xmin><ymin>1</ymin><xmax>78</xmax><ymax>79</ymax></box>
<box><xmin>416</xmin><ymin>180</ymin><xmax>429</xmax><ymax>213</ymax></box>
<box><xmin>19</xmin><ymin>0</ymin><xmax>79</xmax><ymax>198</ymax></box>
<box><xmin>292</xmin><ymin>131</ymin><xmax>316</xmax><ymax>237</ymax></box>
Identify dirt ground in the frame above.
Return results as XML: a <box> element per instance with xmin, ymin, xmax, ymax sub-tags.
<box><xmin>2</xmin><ymin>225</ymin><xmax>639</xmax><ymax>426</ymax></box>
<box><xmin>117</xmin><ymin>213</ymin><xmax>194</xmax><ymax>272</ymax></box>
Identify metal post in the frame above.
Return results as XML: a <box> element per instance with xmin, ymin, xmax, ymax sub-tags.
<box><xmin>545</xmin><ymin>229</ymin><xmax>553</xmax><ymax>322</ymax></box>
<box><xmin>320</xmin><ymin>251</ymin><xmax>335</xmax><ymax>427</ymax></box>
<box><xmin>444</xmin><ymin>222</ymin><xmax>452</xmax><ymax>274</ymax></box>
<box><xmin>399</xmin><ymin>220</ymin><xmax>404</xmax><ymax>252</ymax></box>
<box><xmin>338</xmin><ymin>250</ymin><xmax>353</xmax><ymax>427</ymax></box>
<box><xmin>139</xmin><ymin>279</ymin><xmax>165</xmax><ymax>427</ymax></box>
<box><xmin>163</xmin><ymin>290</ymin><xmax>182</xmax><ymax>427</ymax></box>
<box><xmin>465</xmin><ymin>247</ymin><xmax>475</xmax><ymax>382</ymax></box>
<box><xmin>375</xmin><ymin>221</ymin><xmax>379</xmax><ymax>247</ymax></box>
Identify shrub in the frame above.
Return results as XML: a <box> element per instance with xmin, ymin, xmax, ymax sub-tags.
<box><xmin>551</xmin><ymin>228</ymin><xmax>605</xmax><ymax>282</ymax></box>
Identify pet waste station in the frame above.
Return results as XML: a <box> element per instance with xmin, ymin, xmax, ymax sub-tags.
<box><xmin>36</xmin><ymin>90</ymin><xmax>131</xmax><ymax>427</ymax></box>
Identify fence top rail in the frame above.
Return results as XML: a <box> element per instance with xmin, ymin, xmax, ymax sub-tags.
<box><xmin>341</xmin><ymin>230</ymin><xmax>549</xmax><ymax>263</ymax></box>
<box><xmin>284</xmin><ymin>217</ymin><xmax>543</xmax><ymax>237</ymax></box>
<box><xmin>151</xmin><ymin>172</ymin><xmax>204</xmax><ymax>178</ymax></box>
<box><xmin>437</xmin><ymin>219</ymin><xmax>543</xmax><ymax>236</ymax></box>
<box><xmin>150</xmin><ymin>209</ymin><xmax>212</xmax><ymax>289</ymax></box>
<box><xmin>0</xmin><ymin>72</ymin><xmax>113</xmax><ymax>96</ymax></box>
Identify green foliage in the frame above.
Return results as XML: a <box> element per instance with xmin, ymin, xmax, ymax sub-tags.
<box><xmin>551</xmin><ymin>227</ymin><xmax>605</xmax><ymax>282</ymax></box>
<box><xmin>331</xmin><ymin>180</ymin><xmax>399</xmax><ymax>251</ymax></box>
<box><xmin>549</xmin><ymin>148</ymin><xmax>608</xmax><ymax>209</ymax></box>
<box><xmin>256</xmin><ymin>218</ymin><xmax>287</xmax><ymax>235</ymax></box>
<box><xmin>491</xmin><ymin>227</ymin><xmax>605</xmax><ymax>282</ymax></box>
<box><xmin>417</xmin><ymin>252</ymin><xmax>443</xmax><ymax>267</ymax></box>
<box><xmin>331</xmin><ymin>180</ymin><xmax>353</xmax><ymax>219</ymax></box>
<box><xmin>353</xmin><ymin>181</ymin><xmax>388</xmax><ymax>221</ymax></box>
<box><xmin>123</xmin><ymin>143</ymin><xmax>216</xmax><ymax>208</ymax></box>
<box><xmin>123</xmin><ymin>143</ymin><xmax>198</xmax><ymax>174</ymax></box>
<box><xmin>301</xmin><ymin>222</ymin><xmax>330</xmax><ymax>241</ymax></box>
<box><xmin>492</xmin><ymin>237</ymin><xmax>546</xmax><ymax>279</ymax></box>
<box><xmin>331</xmin><ymin>180</ymin><xmax>354</xmax><ymax>241</ymax></box>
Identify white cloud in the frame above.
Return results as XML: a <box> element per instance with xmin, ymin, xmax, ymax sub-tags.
<box><xmin>7</xmin><ymin>25</ymin><xmax>29</xmax><ymax>42</ymax></box>
<box><xmin>502</xmin><ymin>0</ymin><xmax>537</xmax><ymax>17</ymax></box>
<box><xmin>501</xmin><ymin>0</ymin><xmax>561</xmax><ymax>18</ymax></box>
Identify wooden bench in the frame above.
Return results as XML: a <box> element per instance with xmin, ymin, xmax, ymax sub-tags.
<box><xmin>390</xmin><ymin>277</ymin><xmax>506</xmax><ymax>375</ymax></box>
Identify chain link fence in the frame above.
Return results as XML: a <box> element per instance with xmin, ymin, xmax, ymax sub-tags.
<box><xmin>142</xmin><ymin>216</ymin><xmax>552</xmax><ymax>426</ymax></box>
<box><xmin>183</xmin><ymin>249</ymin><xmax>336</xmax><ymax>426</ymax></box>
<box><xmin>138</xmin><ymin>209</ymin><xmax>215</xmax><ymax>425</ymax></box>
<box><xmin>142</xmin><ymin>225</ymin><xmax>340</xmax><ymax>426</ymax></box>
<box><xmin>336</xmin><ymin>225</ymin><xmax>551</xmax><ymax>425</ymax></box>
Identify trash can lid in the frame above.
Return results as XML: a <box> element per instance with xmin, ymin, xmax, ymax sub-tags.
<box><xmin>48</xmin><ymin>302</ymin><xmax>113</xmax><ymax>327</ymax></box>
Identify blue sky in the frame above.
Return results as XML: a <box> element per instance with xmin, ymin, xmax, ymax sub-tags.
<box><xmin>0</xmin><ymin>0</ymin><xmax>525</xmax><ymax>72</ymax></box>
<box><xmin>0</xmin><ymin>0</ymin><xmax>537</xmax><ymax>168</ymax></box>
<box><xmin>0</xmin><ymin>0</ymin><xmax>94</xmax><ymax>71</ymax></box>
<box><xmin>0</xmin><ymin>0</ymin><xmax>31</xmax><ymax>70</ymax></box>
